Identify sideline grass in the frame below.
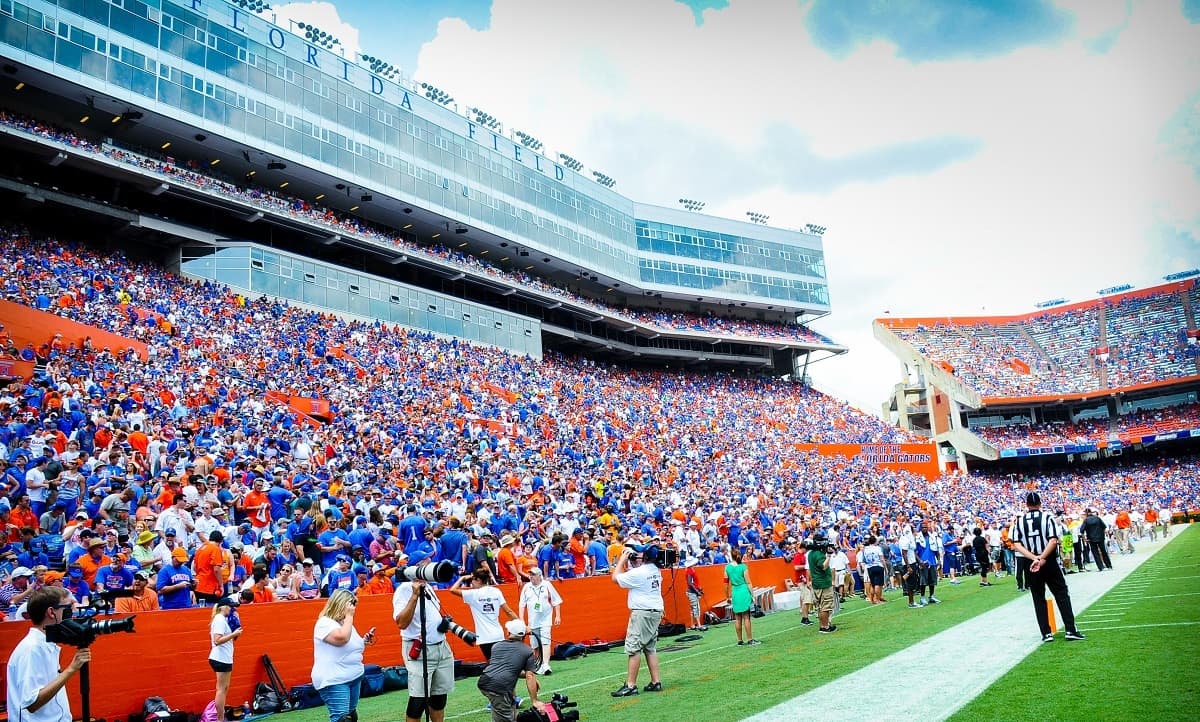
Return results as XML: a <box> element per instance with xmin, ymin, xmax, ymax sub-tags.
<box><xmin>281</xmin><ymin>571</ymin><xmax>1028</xmax><ymax>722</ymax></box>
<box><xmin>949</xmin><ymin>525</ymin><xmax>1200</xmax><ymax>722</ymax></box>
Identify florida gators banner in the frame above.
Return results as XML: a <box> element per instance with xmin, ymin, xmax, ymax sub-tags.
<box><xmin>792</xmin><ymin>443</ymin><xmax>940</xmax><ymax>480</ymax></box>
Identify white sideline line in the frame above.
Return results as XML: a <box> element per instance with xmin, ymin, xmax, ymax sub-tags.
<box><xmin>742</xmin><ymin>527</ymin><xmax>1187</xmax><ymax>722</ymax></box>
<box><xmin>1086</xmin><ymin>621</ymin><xmax>1200</xmax><ymax>631</ymax></box>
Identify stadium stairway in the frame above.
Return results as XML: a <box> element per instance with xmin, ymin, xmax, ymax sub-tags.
<box><xmin>1183</xmin><ymin>290</ymin><xmax>1200</xmax><ymax>376</ymax></box>
<box><xmin>1016</xmin><ymin>325</ymin><xmax>1060</xmax><ymax>375</ymax></box>
<box><xmin>872</xmin><ymin>322</ymin><xmax>983</xmax><ymax>408</ymax></box>
<box><xmin>1098</xmin><ymin>300</ymin><xmax>1110</xmax><ymax>389</ymax></box>
<box><xmin>937</xmin><ymin>426</ymin><xmax>999</xmax><ymax>461</ymax></box>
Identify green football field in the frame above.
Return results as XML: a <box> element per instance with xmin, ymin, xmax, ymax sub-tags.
<box><xmin>951</xmin><ymin>525</ymin><xmax>1200</xmax><ymax>722</ymax></box>
<box><xmin>277</xmin><ymin>527</ymin><xmax>1198</xmax><ymax>721</ymax></box>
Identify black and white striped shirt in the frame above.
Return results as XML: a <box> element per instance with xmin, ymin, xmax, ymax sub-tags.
<box><xmin>1011</xmin><ymin>510</ymin><xmax>1060</xmax><ymax>557</ymax></box>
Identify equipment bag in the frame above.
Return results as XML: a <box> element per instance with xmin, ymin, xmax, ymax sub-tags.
<box><xmin>551</xmin><ymin>642</ymin><xmax>587</xmax><ymax>660</ymax></box>
<box><xmin>658</xmin><ymin>622</ymin><xmax>687</xmax><ymax>637</ymax></box>
<box><xmin>361</xmin><ymin>664</ymin><xmax>386</xmax><ymax>697</ymax></box>
<box><xmin>288</xmin><ymin>684</ymin><xmax>324</xmax><ymax>711</ymax></box>
<box><xmin>252</xmin><ymin>682</ymin><xmax>283</xmax><ymax>714</ymax></box>
<box><xmin>382</xmin><ymin>665</ymin><xmax>409</xmax><ymax>691</ymax></box>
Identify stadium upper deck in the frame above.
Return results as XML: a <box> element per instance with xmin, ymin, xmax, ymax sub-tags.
<box><xmin>874</xmin><ymin>281</ymin><xmax>1200</xmax><ymax>467</ymax></box>
<box><xmin>0</xmin><ymin>0</ymin><xmax>843</xmax><ymax>374</ymax></box>
<box><xmin>876</xmin><ymin>280</ymin><xmax>1200</xmax><ymax>404</ymax></box>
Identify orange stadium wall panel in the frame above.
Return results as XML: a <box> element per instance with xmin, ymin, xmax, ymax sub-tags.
<box><xmin>0</xmin><ymin>299</ymin><xmax>148</xmax><ymax>361</ymax></box>
<box><xmin>929</xmin><ymin>387</ymin><xmax>953</xmax><ymax>436</ymax></box>
<box><xmin>0</xmin><ymin>559</ymin><xmax>790</xmax><ymax>720</ymax></box>
<box><xmin>0</xmin><ymin>356</ymin><xmax>37</xmax><ymax>381</ymax></box>
<box><xmin>792</xmin><ymin>443</ymin><xmax>940</xmax><ymax>480</ymax></box>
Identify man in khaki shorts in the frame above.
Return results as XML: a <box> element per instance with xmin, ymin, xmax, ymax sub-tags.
<box><xmin>806</xmin><ymin>535</ymin><xmax>837</xmax><ymax>634</ymax></box>
<box><xmin>611</xmin><ymin>544</ymin><xmax>664</xmax><ymax>697</ymax></box>
<box><xmin>790</xmin><ymin>540</ymin><xmax>816</xmax><ymax>626</ymax></box>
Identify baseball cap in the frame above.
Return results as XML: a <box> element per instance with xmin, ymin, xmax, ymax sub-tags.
<box><xmin>215</xmin><ymin>597</ymin><xmax>240</xmax><ymax>609</ymax></box>
<box><xmin>171</xmin><ymin>547</ymin><xmax>189</xmax><ymax>562</ymax></box>
<box><xmin>505</xmin><ymin>619</ymin><xmax>528</xmax><ymax>637</ymax></box>
<box><xmin>10</xmin><ymin>566</ymin><xmax>34</xmax><ymax>579</ymax></box>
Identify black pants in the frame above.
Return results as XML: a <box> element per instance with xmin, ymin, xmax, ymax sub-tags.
<box><xmin>1088</xmin><ymin>539</ymin><xmax>1111</xmax><ymax>570</ymax></box>
<box><xmin>1028</xmin><ymin>556</ymin><xmax>1077</xmax><ymax>636</ymax></box>
<box><xmin>1015</xmin><ymin>556</ymin><xmax>1029</xmax><ymax>589</ymax></box>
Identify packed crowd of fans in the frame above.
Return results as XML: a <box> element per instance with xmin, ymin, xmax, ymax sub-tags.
<box><xmin>972</xmin><ymin>403</ymin><xmax>1200</xmax><ymax>450</ymax></box>
<box><xmin>0</xmin><ymin>110</ymin><xmax>834</xmax><ymax>347</ymax></box>
<box><xmin>892</xmin><ymin>287</ymin><xmax>1198</xmax><ymax>399</ymax></box>
<box><xmin>1104</xmin><ymin>293</ymin><xmax>1198</xmax><ymax>387</ymax></box>
<box><xmin>0</xmin><ymin>227</ymin><xmax>1196</xmax><ymax>620</ymax></box>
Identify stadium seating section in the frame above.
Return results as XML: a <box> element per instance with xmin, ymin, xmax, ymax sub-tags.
<box><xmin>0</xmin><ymin>111</ymin><xmax>836</xmax><ymax>348</ymax></box>
<box><xmin>892</xmin><ymin>287</ymin><xmax>1200</xmax><ymax>400</ymax></box>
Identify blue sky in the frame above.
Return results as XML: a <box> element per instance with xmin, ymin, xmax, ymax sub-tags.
<box><xmin>274</xmin><ymin>0</ymin><xmax>1200</xmax><ymax>411</ymax></box>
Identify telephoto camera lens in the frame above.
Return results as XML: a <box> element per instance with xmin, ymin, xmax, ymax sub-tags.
<box><xmin>401</xmin><ymin>560</ymin><xmax>456</xmax><ymax>583</ymax></box>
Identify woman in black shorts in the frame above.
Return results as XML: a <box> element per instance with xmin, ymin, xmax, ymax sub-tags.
<box><xmin>208</xmin><ymin>597</ymin><xmax>243</xmax><ymax>721</ymax></box>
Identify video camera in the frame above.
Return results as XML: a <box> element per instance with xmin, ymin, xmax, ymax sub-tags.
<box><xmin>625</xmin><ymin>543</ymin><xmax>677</xmax><ymax>569</ymax></box>
<box><xmin>516</xmin><ymin>693</ymin><xmax>579</xmax><ymax>722</ymax></box>
<box><xmin>45</xmin><ymin>615</ymin><xmax>136</xmax><ymax>648</ymax></box>
<box><xmin>803</xmin><ymin>535</ymin><xmax>836</xmax><ymax>553</ymax></box>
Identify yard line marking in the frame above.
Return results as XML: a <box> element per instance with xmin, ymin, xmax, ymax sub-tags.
<box><xmin>1085</xmin><ymin>621</ymin><xmax>1200</xmax><ymax>631</ymax></box>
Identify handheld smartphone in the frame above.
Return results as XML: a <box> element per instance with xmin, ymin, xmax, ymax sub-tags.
<box><xmin>364</xmin><ymin>627</ymin><xmax>376</xmax><ymax>642</ymax></box>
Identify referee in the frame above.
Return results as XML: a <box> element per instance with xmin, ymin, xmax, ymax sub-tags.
<box><xmin>1010</xmin><ymin>492</ymin><xmax>1085</xmax><ymax>643</ymax></box>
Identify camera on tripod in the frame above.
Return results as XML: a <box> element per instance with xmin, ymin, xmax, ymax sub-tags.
<box><xmin>516</xmin><ymin>693</ymin><xmax>579</xmax><ymax>722</ymax></box>
<box><xmin>437</xmin><ymin>615</ymin><xmax>477</xmax><ymax>646</ymax></box>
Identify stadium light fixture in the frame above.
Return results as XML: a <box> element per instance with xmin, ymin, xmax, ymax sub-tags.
<box><xmin>349</xmin><ymin>205</ymin><xmax>359</xmax><ymax>212</ymax></box>
<box><xmin>314</xmin><ymin>193</ymin><xmax>325</xmax><ymax>201</ymax></box>
<box><xmin>294</xmin><ymin>21</ymin><xmax>341</xmax><ymax>51</ymax></box>
<box><xmin>231</xmin><ymin>0</ymin><xmax>271</xmax><ymax>13</ymax></box>
<box><xmin>468</xmin><ymin>107</ymin><xmax>502</xmax><ymax>131</ymax></box>
<box><xmin>419</xmin><ymin>82</ymin><xmax>455</xmax><ymax>106</ymax></box>
<box><xmin>209</xmin><ymin>158</ymin><xmax>220</xmax><ymax>166</ymax></box>
<box><xmin>805</xmin><ymin>223</ymin><xmax>827</xmax><ymax>235</ymax></box>
<box><xmin>361</xmin><ymin>54</ymin><xmax>401</xmax><ymax>81</ymax></box>
<box><xmin>279</xmin><ymin>181</ymin><xmax>288</xmax><ymax>188</ymax></box>
<box><xmin>403</xmin><ymin>223</ymin><xmax>413</xmax><ymax>229</ymax></box>
<box><xmin>746</xmin><ymin>211</ymin><xmax>770</xmax><ymax>225</ymax></box>
<box><xmin>591</xmin><ymin>170</ymin><xmax>616</xmax><ymax>188</ymax></box>
<box><xmin>79</xmin><ymin>115</ymin><xmax>89</xmax><ymax>123</ymax></box>
<box><xmin>558</xmin><ymin>153</ymin><xmax>584</xmax><ymax>172</ymax></box>
<box><xmin>14</xmin><ymin>82</ymin><xmax>24</xmax><ymax>91</ymax></box>
<box><xmin>515</xmin><ymin>130</ymin><xmax>543</xmax><ymax>151</ymax></box>
<box><xmin>679</xmin><ymin>198</ymin><xmax>706</xmax><ymax>212</ymax></box>
<box><xmin>161</xmin><ymin>142</ymin><xmax>171</xmax><ymax>150</ymax></box>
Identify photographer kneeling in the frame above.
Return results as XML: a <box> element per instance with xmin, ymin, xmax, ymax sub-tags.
<box><xmin>6</xmin><ymin>586</ymin><xmax>90</xmax><ymax>722</ymax></box>
<box><xmin>477</xmin><ymin>620</ymin><xmax>547</xmax><ymax>722</ymax></box>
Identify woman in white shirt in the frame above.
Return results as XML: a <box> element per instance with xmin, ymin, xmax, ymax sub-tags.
<box><xmin>518</xmin><ymin>567</ymin><xmax>563</xmax><ymax>674</ymax></box>
<box><xmin>208</xmin><ymin>597</ymin><xmax>243</xmax><ymax>722</ymax></box>
<box><xmin>312</xmin><ymin>589</ymin><xmax>376</xmax><ymax>722</ymax></box>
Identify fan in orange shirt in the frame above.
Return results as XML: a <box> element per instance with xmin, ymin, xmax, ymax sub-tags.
<box><xmin>193</xmin><ymin>532</ymin><xmax>229</xmax><ymax>603</ymax></box>
<box><xmin>359</xmin><ymin>565</ymin><xmax>395</xmax><ymax>595</ymax></box>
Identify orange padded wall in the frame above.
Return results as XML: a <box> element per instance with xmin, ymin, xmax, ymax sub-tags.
<box><xmin>0</xmin><ymin>558</ymin><xmax>790</xmax><ymax>720</ymax></box>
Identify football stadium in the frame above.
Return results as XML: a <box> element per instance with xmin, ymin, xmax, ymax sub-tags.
<box><xmin>1</xmin><ymin>2</ymin><xmax>1198</xmax><ymax>721</ymax></box>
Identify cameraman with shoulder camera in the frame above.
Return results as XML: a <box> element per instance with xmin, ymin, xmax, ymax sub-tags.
<box><xmin>393</xmin><ymin>566</ymin><xmax>454</xmax><ymax>722</ymax></box>
<box><xmin>610</xmin><ymin>544</ymin><xmax>664</xmax><ymax>697</ymax></box>
<box><xmin>6</xmin><ymin>586</ymin><xmax>90</xmax><ymax>722</ymax></box>
<box><xmin>807</xmin><ymin>536</ymin><xmax>837</xmax><ymax>634</ymax></box>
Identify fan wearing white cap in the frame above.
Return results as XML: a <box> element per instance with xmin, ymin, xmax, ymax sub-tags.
<box><xmin>517</xmin><ymin>567</ymin><xmax>562</xmax><ymax>675</ymax></box>
<box><xmin>476</xmin><ymin>619</ymin><xmax>546</xmax><ymax>722</ymax></box>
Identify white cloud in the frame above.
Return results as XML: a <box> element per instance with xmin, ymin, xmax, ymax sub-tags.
<box><xmin>272</xmin><ymin>1</ymin><xmax>362</xmax><ymax>59</ymax></box>
<box><xmin>403</xmin><ymin>0</ymin><xmax>1200</xmax><ymax>412</ymax></box>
